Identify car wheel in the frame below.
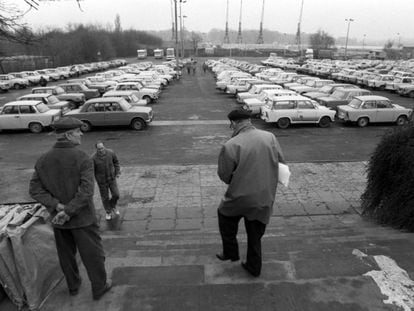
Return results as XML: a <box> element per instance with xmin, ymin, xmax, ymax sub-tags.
<box><xmin>131</xmin><ymin>118</ymin><xmax>146</xmax><ymax>131</ymax></box>
<box><xmin>379</xmin><ymin>85</ymin><xmax>385</xmax><ymax>91</ymax></box>
<box><xmin>29</xmin><ymin>122</ymin><xmax>43</xmax><ymax>133</ymax></box>
<box><xmin>357</xmin><ymin>117</ymin><xmax>369</xmax><ymax>127</ymax></box>
<box><xmin>277</xmin><ymin>118</ymin><xmax>290</xmax><ymax>129</ymax></box>
<box><xmin>396</xmin><ymin>115</ymin><xmax>408</xmax><ymax>126</ymax></box>
<box><xmin>13</xmin><ymin>84</ymin><xmax>20</xmax><ymax>90</ymax></box>
<box><xmin>143</xmin><ymin>96</ymin><xmax>151</xmax><ymax>104</ymax></box>
<box><xmin>409</xmin><ymin>91</ymin><xmax>414</xmax><ymax>98</ymax></box>
<box><xmin>80</xmin><ymin>121</ymin><xmax>92</xmax><ymax>132</ymax></box>
<box><xmin>318</xmin><ymin>116</ymin><xmax>331</xmax><ymax>128</ymax></box>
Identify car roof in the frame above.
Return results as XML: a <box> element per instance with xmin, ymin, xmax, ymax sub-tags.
<box><xmin>271</xmin><ymin>95</ymin><xmax>310</xmax><ymax>101</ymax></box>
<box><xmin>85</xmin><ymin>97</ymin><xmax>125</xmax><ymax>103</ymax></box>
<box><xmin>354</xmin><ymin>95</ymin><xmax>390</xmax><ymax>101</ymax></box>
<box><xmin>20</xmin><ymin>93</ymin><xmax>51</xmax><ymax>98</ymax></box>
<box><xmin>4</xmin><ymin>100</ymin><xmax>43</xmax><ymax>106</ymax></box>
<box><xmin>103</xmin><ymin>90</ymin><xmax>135</xmax><ymax>96</ymax></box>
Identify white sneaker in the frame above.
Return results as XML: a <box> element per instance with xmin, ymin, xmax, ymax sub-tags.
<box><xmin>113</xmin><ymin>209</ymin><xmax>120</xmax><ymax>216</ymax></box>
<box><xmin>105</xmin><ymin>213</ymin><xmax>112</xmax><ymax>221</ymax></box>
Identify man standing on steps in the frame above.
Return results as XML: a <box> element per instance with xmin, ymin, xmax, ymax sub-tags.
<box><xmin>92</xmin><ymin>141</ymin><xmax>121</xmax><ymax>221</ymax></box>
<box><xmin>29</xmin><ymin>117</ymin><xmax>112</xmax><ymax>301</ymax></box>
<box><xmin>216</xmin><ymin>108</ymin><xmax>286</xmax><ymax>277</ymax></box>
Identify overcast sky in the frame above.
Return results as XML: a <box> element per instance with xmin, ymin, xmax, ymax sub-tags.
<box><xmin>17</xmin><ymin>0</ymin><xmax>412</xmax><ymax>42</ymax></box>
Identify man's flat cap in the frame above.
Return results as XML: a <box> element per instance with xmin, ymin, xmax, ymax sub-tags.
<box><xmin>52</xmin><ymin>117</ymin><xmax>84</xmax><ymax>133</ymax></box>
<box><xmin>227</xmin><ymin>108</ymin><xmax>251</xmax><ymax>120</ymax></box>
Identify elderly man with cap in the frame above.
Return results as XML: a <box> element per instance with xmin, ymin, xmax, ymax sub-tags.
<box><xmin>29</xmin><ymin>117</ymin><xmax>112</xmax><ymax>300</ymax></box>
<box><xmin>216</xmin><ymin>108</ymin><xmax>286</xmax><ymax>277</ymax></box>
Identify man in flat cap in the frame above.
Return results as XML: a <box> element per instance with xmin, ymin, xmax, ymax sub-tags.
<box><xmin>216</xmin><ymin>108</ymin><xmax>286</xmax><ymax>277</ymax></box>
<box><xmin>29</xmin><ymin>117</ymin><xmax>112</xmax><ymax>300</ymax></box>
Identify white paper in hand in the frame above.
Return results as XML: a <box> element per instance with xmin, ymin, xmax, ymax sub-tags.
<box><xmin>278</xmin><ymin>163</ymin><xmax>291</xmax><ymax>187</ymax></box>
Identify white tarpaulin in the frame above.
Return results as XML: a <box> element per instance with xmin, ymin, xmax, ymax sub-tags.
<box><xmin>0</xmin><ymin>203</ymin><xmax>63</xmax><ymax>311</ymax></box>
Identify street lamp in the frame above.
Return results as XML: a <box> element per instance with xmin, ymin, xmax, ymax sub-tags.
<box><xmin>344</xmin><ymin>18</ymin><xmax>354</xmax><ymax>60</ymax></box>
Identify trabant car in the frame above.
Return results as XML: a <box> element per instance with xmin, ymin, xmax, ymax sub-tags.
<box><xmin>18</xmin><ymin>93</ymin><xmax>71</xmax><ymax>115</ymax></box>
<box><xmin>0</xmin><ymin>100</ymin><xmax>61</xmax><ymax>133</ymax></box>
<box><xmin>337</xmin><ymin>95</ymin><xmax>412</xmax><ymax>127</ymax></box>
<box><xmin>32</xmin><ymin>86</ymin><xmax>85</xmax><ymax>108</ymax></box>
<box><xmin>65</xmin><ymin>97</ymin><xmax>153</xmax><ymax>131</ymax></box>
<box><xmin>260</xmin><ymin>95</ymin><xmax>336</xmax><ymax>129</ymax></box>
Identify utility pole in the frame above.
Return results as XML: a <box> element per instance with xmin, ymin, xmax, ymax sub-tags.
<box><xmin>174</xmin><ymin>0</ymin><xmax>179</xmax><ymax>69</ymax></box>
<box><xmin>296</xmin><ymin>0</ymin><xmax>304</xmax><ymax>59</ymax></box>
<box><xmin>236</xmin><ymin>0</ymin><xmax>243</xmax><ymax>44</ymax></box>
<box><xmin>256</xmin><ymin>0</ymin><xmax>265</xmax><ymax>44</ymax></box>
<box><xmin>223</xmin><ymin>0</ymin><xmax>230</xmax><ymax>44</ymax></box>
<box><xmin>180</xmin><ymin>1</ymin><xmax>184</xmax><ymax>58</ymax></box>
<box><xmin>344</xmin><ymin>18</ymin><xmax>354</xmax><ymax>60</ymax></box>
<box><xmin>170</xmin><ymin>0</ymin><xmax>175</xmax><ymax>41</ymax></box>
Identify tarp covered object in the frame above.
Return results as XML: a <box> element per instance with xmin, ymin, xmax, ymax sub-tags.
<box><xmin>0</xmin><ymin>204</ymin><xmax>63</xmax><ymax>311</ymax></box>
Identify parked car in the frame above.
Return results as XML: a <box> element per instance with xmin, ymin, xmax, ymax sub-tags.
<box><xmin>18</xmin><ymin>93</ymin><xmax>71</xmax><ymax>115</ymax></box>
<box><xmin>67</xmin><ymin>78</ymin><xmax>111</xmax><ymax>96</ymax></box>
<box><xmin>289</xmin><ymin>79</ymin><xmax>334</xmax><ymax>94</ymax></box>
<box><xmin>303</xmin><ymin>83</ymin><xmax>359</xmax><ymax>100</ymax></box>
<box><xmin>260</xmin><ymin>95</ymin><xmax>336</xmax><ymax>129</ymax></box>
<box><xmin>103</xmin><ymin>90</ymin><xmax>147</xmax><ymax>106</ymax></box>
<box><xmin>243</xmin><ymin>89</ymin><xmax>297</xmax><ymax>115</ymax></box>
<box><xmin>385</xmin><ymin>77</ymin><xmax>414</xmax><ymax>92</ymax></box>
<box><xmin>367</xmin><ymin>74</ymin><xmax>394</xmax><ymax>90</ymax></box>
<box><xmin>317</xmin><ymin>88</ymin><xmax>371</xmax><ymax>111</ymax></box>
<box><xmin>65</xmin><ymin>97</ymin><xmax>153</xmax><ymax>131</ymax></box>
<box><xmin>114</xmin><ymin>82</ymin><xmax>160</xmax><ymax>103</ymax></box>
<box><xmin>0</xmin><ymin>74</ymin><xmax>29</xmax><ymax>89</ymax></box>
<box><xmin>225</xmin><ymin>78</ymin><xmax>262</xmax><ymax>95</ymax></box>
<box><xmin>337</xmin><ymin>95</ymin><xmax>412</xmax><ymax>127</ymax></box>
<box><xmin>32</xmin><ymin>86</ymin><xmax>86</xmax><ymax>108</ymax></box>
<box><xmin>243</xmin><ymin>88</ymin><xmax>290</xmax><ymax>109</ymax></box>
<box><xmin>0</xmin><ymin>100</ymin><xmax>61</xmax><ymax>133</ymax></box>
<box><xmin>21</xmin><ymin>71</ymin><xmax>42</xmax><ymax>85</ymax></box>
<box><xmin>58</xmin><ymin>82</ymin><xmax>100</xmax><ymax>100</ymax></box>
<box><xmin>397</xmin><ymin>83</ymin><xmax>414</xmax><ymax>98</ymax></box>
<box><xmin>236</xmin><ymin>84</ymin><xmax>282</xmax><ymax>104</ymax></box>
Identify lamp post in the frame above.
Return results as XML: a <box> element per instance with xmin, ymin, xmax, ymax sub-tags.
<box><xmin>173</xmin><ymin>0</ymin><xmax>180</xmax><ymax>69</ymax></box>
<box><xmin>344</xmin><ymin>18</ymin><xmax>354</xmax><ymax>60</ymax></box>
<box><xmin>181</xmin><ymin>14</ymin><xmax>187</xmax><ymax>58</ymax></box>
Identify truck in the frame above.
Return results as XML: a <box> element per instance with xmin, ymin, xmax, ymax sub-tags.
<box><xmin>137</xmin><ymin>49</ymin><xmax>147</xmax><ymax>59</ymax></box>
<box><xmin>154</xmin><ymin>49</ymin><xmax>164</xmax><ymax>59</ymax></box>
<box><xmin>166</xmin><ymin>48</ymin><xmax>175</xmax><ymax>60</ymax></box>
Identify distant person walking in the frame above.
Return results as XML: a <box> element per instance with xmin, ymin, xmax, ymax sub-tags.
<box><xmin>186</xmin><ymin>61</ymin><xmax>191</xmax><ymax>74</ymax></box>
<box><xmin>92</xmin><ymin>141</ymin><xmax>121</xmax><ymax>221</ymax></box>
<box><xmin>216</xmin><ymin>109</ymin><xmax>286</xmax><ymax>277</ymax></box>
<box><xmin>191</xmin><ymin>58</ymin><xmax>197</xmax><ymax>75</ymax></box>
<box><xmin>202</xmin><ymin>61</ymin><xmax>208</xmax><ymax>74</ymax></box>
<box><xmin>39</xmin><ymin>76</ymin><xmax>47</xmax><ymax>87</ymax></box>
<box><xmin>29</xmin><ymin>117</ymin><xmax>112</xmax><ymax>300</ymax></box>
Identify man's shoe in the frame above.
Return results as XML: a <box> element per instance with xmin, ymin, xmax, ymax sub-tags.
<box><xmin>241</xmin><ymin>261</ymin><xmax>260</xmax><ymax>277</ymax></box>
<box><xmin>216</xmin><ymin>253</ymin><xmax>239</xmax><ymax>262</ymax></box>
<box><xmin>105</xmin><ymin>213</ymin><xmax>112</xmax><ymax>221</ymax></box>
<box><xmin>69</xmin><ymin>278</ymin><xmax>82</xmax><ymax>296</ymax></box>
<box><xmin>93</xmin><ymin>280</ymin><xmax>112</xmax><ymax>300</ymax></box>
<box><xmin>113</xmin><ymin>208</ymin><xmax>120</xmax><ymax>216</ymax></box>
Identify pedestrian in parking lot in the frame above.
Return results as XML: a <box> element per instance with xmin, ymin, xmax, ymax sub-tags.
<box><xmin>92</xmin><ymin>141</ymin><xmax>121</xmax><ymax>221</ymax></box>
<box><xmin>39</xmin><ymin>75</ymin><xmax>47</xmax><ymax>86</ymax></box>
<box><xmin>202</xmin><ymin>61</ymin><xmax>208</xmax><ymax>74</ymax></box>
<box><xmin>216</xmin><ymin>108</ymin><xmax>286</xmax><ymax>277</ymax></box>
<box><xmin>29</xmin><ymin>117</ymin><xmax>112</xmax><ymax>301</ymax></box>
<box><xmin>192</xmin><ymin>58</ymin><xmax>197</xmax><ymax>75</ymax></box>
<box><xmin>186</xmin><ymin>61</ymin><xmax>191</xmax><ymax>74</ymax></box>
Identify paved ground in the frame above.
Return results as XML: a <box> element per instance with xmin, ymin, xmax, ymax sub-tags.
<box><xmin>3</xmin><ymin>161</ymin><xmax>414</xmax><ymax>311</ymax></box>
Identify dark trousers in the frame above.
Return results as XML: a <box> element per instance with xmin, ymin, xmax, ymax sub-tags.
<box><xmin>53</xmin><ymin>224</ymin><xmax>107</xmax><ymax>296</ymax></box>
<box><xmin>97</xmin><ymin>180</ymin><xmax>119</xmax><ymax>213</ymax></box>
<box><xmin>218</xmin><ymin>210</ymin><xmax>266</xmax><ymax>275</ymax></box>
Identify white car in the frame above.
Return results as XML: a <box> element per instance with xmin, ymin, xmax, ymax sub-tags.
<box><xmin>114</xmin><ymin>82</ymin><xmax>160</xmax><ymax>103</ymax></box>
<box><xmin>243</xmin><ymin>88</ymin><xmax>292</xmax><ymax>109</ymax></box>
<box><xmin>237</xmin><ymin>84</ymin><xmax>282</xmax><ymax>103</ymax></box>
<box><xmin>103</xmin><ymin>90</ymin><xmax>148</xmax><ymax>106</ymax></box>
<box><xmin>260</xmin><ymin>95</ymin><xmax>336</xmax><ymax>129</ymax></box>
<box><xmin>0</xmin><ymin>100</ymin><xmax>61</xmax><ymax>133</ymax></box>
<box><xmin>0</xmin><ymin>74</ymin><xmax>29</xmax><ymax>89</ymax></box>
<box><xmin>243</xmin><ymin>89</ymin><xmax>297</xmax><ymax>115</ymax></box>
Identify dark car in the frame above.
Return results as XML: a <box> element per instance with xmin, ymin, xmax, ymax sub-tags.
<box><xmin>65</xmin><ymin>97</ymin><xmax>153</xmax><ymax>131</ymax></box>
<box><xmin>58</xmin><ymin>82</ymin><xmax>100</xmax><ymax>100</ymax></box>
<box><xmin>317</xmin><ymin>88</ymin><xmax>371</xmax><ymax>111</ymax></box>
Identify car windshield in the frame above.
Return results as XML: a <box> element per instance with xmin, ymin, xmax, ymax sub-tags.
<box><xmin>36</xmin><ymin>103</ymin><xmax>50</xmax><ymax>112</ymax></box>
<box><xmin>348</xmin><ymin>98</ymin><xmax>363</xmax><ymax>109</ymax></box>
<box><xmin>331</xmin><ymin>90</ymin><xmax>347</xmax><ymax>99</ymax></box>
<box><xmin>48</xmin><ymin>95</ymin><xmax>60</xmax><ymax>104</ymax></box>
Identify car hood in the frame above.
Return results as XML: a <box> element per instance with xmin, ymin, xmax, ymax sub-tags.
<box><xmin>318</xmin><ymin>96</ymin><xmax>339</xmax><ymax>103</ymax></box>
<box><xmin>244</xmin><ymin>98</ymin><xmax>263</xmax><ymax>105</ymax></box>
<box><xmin>304</xmin><ymin>92</ymin><xmax>326</xmax><ymax>98</ymax></box>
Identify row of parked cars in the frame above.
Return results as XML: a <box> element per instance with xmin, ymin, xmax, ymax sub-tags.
<box><xmin>263</xmin><ymin>56</ymin><xmax>414</xmax><ymax>98</ymax></box>
<box><xmin>0</xmin><ymin>60</ymin><xmax>181</xmax><ymax>133</ymax></box>
<box><xmin>0</xmin><ymin>60</ymin><xmax>128</xmax><ymax>92</ymax></box>
<box><xmin>208</xmin><ymin>58</ymin><xmax>412</xmax><ymax>129</ymax></box>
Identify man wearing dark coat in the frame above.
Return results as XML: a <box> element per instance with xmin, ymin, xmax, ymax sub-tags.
<box><xmin>29</xmin><ymin>117</ymin><xmax>112</xmax><ymax>300</ymax></box>
<box><xmin>91</xmin><ymin>141</ymin><xmax>121</xmax><ymax>221</ymax></box>
<box><xmin>216</xmin><ymin>109</ymin><xmax>286</xmax><ymax>277</ymax></box>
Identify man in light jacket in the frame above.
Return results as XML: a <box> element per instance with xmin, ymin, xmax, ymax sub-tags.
<box><xmin>216</xmin><ymin>108</ymin><xmax>286</xmax><ymax>277</ymax></box>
